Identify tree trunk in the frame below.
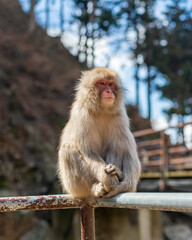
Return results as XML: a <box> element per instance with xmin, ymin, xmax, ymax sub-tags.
<box><xmin>28</xmin><ymin>0</ymin><xmax>36</xmax><ymax>33</ymax></box>
<box><xmin>90</xmin><ymin>0</ymin><xmax>97</xmax><ymax>68</ymax></box>
<box><xmin>77</xmin><ymin>24</ymin><xmax>83</xmax><ymax>61</ymax></box>
<box><xmin>135</xmin><ymin>63</ymin><xmax>140</xmax><ymax>108</ymax></box>
<box><xmin>85</xmin><ymin>26</ymin><xmax>89</xmax><ymax>66</ymax></box>
<box><xmin>45</xmin><ymin>0</ymin><xmax>49</xmax><ymax>30</ymax></box>
<box><xmin>147</xmin><ymin>65</ymin><xmax>151</xmax><ymax>120</ymax></box>
<box><xmin>60</xmin><ymin>0</ymin><xmax>64</xmax><ymax>36</ymax></box>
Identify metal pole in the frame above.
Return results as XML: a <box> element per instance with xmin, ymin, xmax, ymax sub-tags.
<box><xmin>1</xmin><ymin>193</ymin><xmax>192</xmax><ymax>213</ymax></box>
<box><xmin>90</xmin><ymin>193</ymin><xmax>192</xmax><ymax>212</ymax></box>
<box><xmin>0</xmin><ymin>194</ymin><xmax>82</xmax><ymax>212</ymax></box>
<box><xmin>80</xmin><ymin>204</ymin><xmax>95</xmax><ymax>240</ymax></box>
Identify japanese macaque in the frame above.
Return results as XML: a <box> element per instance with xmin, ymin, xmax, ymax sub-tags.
<box><xmin>58</xmin><ymin>68</ymin><xmax>141</xmax><ymax>198</ymax></box>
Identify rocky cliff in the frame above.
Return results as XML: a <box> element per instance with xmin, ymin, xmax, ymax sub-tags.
<box><xmin>0</xmin><ymin>1</ymin><xmax>84</xmax><ymax>239</ymax></box>
<box><xmin>0</xmin><ymin>0</ymin><xmax>85</xmax><ymax>197</ymax></box>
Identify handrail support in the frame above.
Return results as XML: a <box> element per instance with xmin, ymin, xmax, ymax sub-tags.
<box><xmin>80</xmin><ymin>204</ymin><xmax>95</xmax><ymax>240</ymax></box>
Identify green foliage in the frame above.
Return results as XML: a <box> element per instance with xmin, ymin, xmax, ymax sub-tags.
<box><xmin>155</xmin><ymin>0</ymin><xmax>192</xmax><ymax>121</ymax></box>
<box><xmin>28</xmin><ymin>0</ymin><xmax>192</xmax><ymax>122</ymax></box>
<box><xmin>71</xmin><ymin>0</ymin><xmax>192</xmax><ymax>122</ymax></box>
<box><xmin>72</xmin><ymin>0</ymin><xmax>119</xmax><ymax>67</ymax></box>
<box><xmin>121</xmin><ymin>0</ymin><xmax>159</xmax><ymax>119</ymax></box>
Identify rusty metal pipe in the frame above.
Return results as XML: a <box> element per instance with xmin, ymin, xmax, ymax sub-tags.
<box><xmin>80</xmin><ymin>204</ymin><xmax>95</xmax><ymax>240</ymax></box>
<box><xmin>1</xmin><ymin>193</ymin><xmax>192</xmax><ymax>240</ymax></box>
<box><xmin>0</xmin><ymin>194</ymin><xmax>83</xmax><ymax>212</ymax></box>
<box><xmin>1</xmin><ymin>193</ymin><xmax>192</xmax><ymax>213</ymax></box>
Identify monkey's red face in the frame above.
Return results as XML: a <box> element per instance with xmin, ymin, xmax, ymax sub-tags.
<box><xmin>97</xmin><ymin>79</ymin><xmax>116</xmax><ymax>105</ymax></box>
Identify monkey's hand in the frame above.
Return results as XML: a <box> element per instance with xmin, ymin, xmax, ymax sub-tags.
<box><xmin>102</xmin><ymin>169</ymin><xmax>119</xmax><ymax>193</ymax></box>
<box><xmin>104</xmin><ymin>164</ymin><xmax>123</xmax><ymax>181</ymax></box>
<box><xmin>102</xmin><ymin>182</ymin><xmax>136</xmax><ymax>198</ymax></box>
<box><xmin>91</xmin><ymin>182</ymin><xmax>106</xmax><ymax>198</ymax></box>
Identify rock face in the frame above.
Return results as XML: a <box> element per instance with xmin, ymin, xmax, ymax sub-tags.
<box><xmin>0</xmin><ymin>0</ymin><xmax>84</xmax><ymax>239</ymax></box>
<box><xmin>0</xmin><ymin>0</ymin><xmax>84</xmax><ymax>196</ymax></box>
<box><xmin>164</xmin><ymin>224</ymin><xmax>192</xmax><ymax>240</ymax></box>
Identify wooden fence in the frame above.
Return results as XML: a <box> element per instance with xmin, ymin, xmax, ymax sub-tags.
<box><xmin>134</xmin><ymin>122</ymin><xmax>192</xmax><ymax>189</ymax></box>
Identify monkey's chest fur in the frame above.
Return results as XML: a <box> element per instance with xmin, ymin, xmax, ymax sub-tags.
<box><xmin>92</xmin><ymin>114</ymin><xmax>123</xmax><ymax>169</ymax></box>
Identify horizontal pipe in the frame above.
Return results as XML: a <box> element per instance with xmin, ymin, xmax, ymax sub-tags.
<box><xmin>0</xmin><ymin>194</ymin><xmax>83</xmax><ymax>212</ymax></box>
<box><xmin>1</xmin><ymin>193</ymin><xmax>192</xmax><ymax>213</ymax></box>
<box><xmin>90</xmin><ymin>193</ymin><xmax>192</xmax><ymax>212</ymax></box>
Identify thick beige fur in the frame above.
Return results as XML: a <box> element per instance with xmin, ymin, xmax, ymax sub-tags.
<box><xmin>58</xmin><ymin>68</ymin><xmax>141</xmax><ymax>198</ymax></box>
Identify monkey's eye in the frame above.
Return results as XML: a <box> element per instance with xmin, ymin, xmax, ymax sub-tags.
<box><xmin>99</xmin><ymin>81</ymin><xmax>105</xmax><ymax>86</ymax></box>
<box><xmin>108</xmin><ymin>82</ymin><xmax>115</xmax><ymax>87</ymax></box>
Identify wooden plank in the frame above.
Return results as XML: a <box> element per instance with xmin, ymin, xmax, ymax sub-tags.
<box><xmin>169</xmin><ymin>121</ymin><xmax>192</xmax><ymax>130</ymax></box>
<box><xmin>139</xmin><ymin>151</ymin><xmax>161</xmax><ymax>160</ymax></box>
<box><xmin>142</xmin><ymin>160</ymin><xmax>162</xmax><ymax>166</ymax></box>
<box><xmin>134</xmin><ymin>129</ymin><xmax>161</xmax><ymax>137</ymax></box>
<box><xmin>146</xmin><ymin>149</ymin><xmax>162</xmax><ymax>157</ymax></box>
<box><xmin>141</xmin><ymin>172</ymin><xmax>161</xmax><ymax>178</ymax></box>
<box><xmin>167</xmin><ymin>171</ymin><xmax>192</xmax><ymax>178</ymax></box>
<box><xmin>134</xmin><ymin>122</ymin><xmax>192</xmax><ymax>138</ymax></box>
<box><xmin>141</xmin><ymin>171</ymin><xmax>192</xmax><ymax>179</ymax></box>
<box><xmin>170</xmin><ymin>163</ymin><xmax>192</xmax><ymax>170</ymax></box>
<box><xmin>137</xmin><ymin>139</ymin><xmax>162</xmax><ymax>148</ymax></box>
<box><xmin>183</xmin><ymin>164</ymin><xmax>192</xmax><ymax>169</ymax></box>
<box><xmin>169</xmin><ymin>156</ymin><xmax>192</xmax><ymax>164</ymax></box>
<box><xmin>169</xmin><ymin>146</ymin><xmax>192</xmax><ymax>154</ymax></box>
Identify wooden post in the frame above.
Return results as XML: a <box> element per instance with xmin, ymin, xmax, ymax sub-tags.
<box><xmin>80</xmin><ymin>204</ymin><xmax>95</xmax><ymax>240</ymax></box>
<box><xmin>139</xmin><ymin>209</ymin><xmax>152</xmax><ymax>240</ymax></box>
<box><xmin>151</xmin><ymin>211</ymin><xmax>163</xmax><ymax>240</ymax></box>
<box><xmin>160</xmin><ymin>130</ymin><xmax>167</xmax><ymax>191</ymax></box>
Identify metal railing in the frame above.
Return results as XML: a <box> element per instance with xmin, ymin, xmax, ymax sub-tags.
<box><xmin>1</xmin><ymin>193</ymin><xmax>192</xmax><ymax>240</ymax></box>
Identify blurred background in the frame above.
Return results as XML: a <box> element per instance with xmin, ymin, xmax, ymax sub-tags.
<box><xmin>0</xmin><ymin>0</ymin><xmax>192</xmax><ymax>239</ymax></box>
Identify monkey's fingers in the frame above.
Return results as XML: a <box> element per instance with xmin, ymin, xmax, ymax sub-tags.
<box><xmin>102</xmin><ymin>188</ymin><xmax>120</xmax><ymax>198</ymax></box>
<box><xmin>110</xmin><ymin>170</ymin><xmax>123</xmax><ymax>181</ymax></box>
<box><xmin>105</xmin><ymin>164</ymin><xmax>123</xmax><ymax>181</ymax></box>
<box><xmin>104</xmin><ymin>164</ymin><xmax>116</xmax><ymax>174</ymax></box>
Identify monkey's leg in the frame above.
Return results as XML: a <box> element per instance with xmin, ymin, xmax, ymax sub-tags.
<box><xmin>58</xmin><ymin>143</ymin><xmax>110</xmax><ymax>198</ymax></box>
<box><xmin>58</xmin><ymin>144</ymin><xmax>93</xmax><ymax>197</ymax></box>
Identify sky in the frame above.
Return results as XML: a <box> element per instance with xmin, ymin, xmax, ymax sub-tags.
<box><xmin>19</xmin><ymin>0</ymin><xmax>192</xmax><ymax>145</ymax></box>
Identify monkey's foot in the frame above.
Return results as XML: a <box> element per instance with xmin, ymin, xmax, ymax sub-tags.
<box><xmin>104</xmin><ymin>164</ymin><xmax>123</xmax><ymax>181</ymax></box>
<box><xmin>91</xmin><ymin>182</ymin><xmax>106</xmax><ymax>198</ymax></box>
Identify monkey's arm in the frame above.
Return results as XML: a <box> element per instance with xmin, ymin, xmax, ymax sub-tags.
<box><xmin>103</xmin><ymin>157</ymin><xmax>140</xmax><ymax>198</ymax></box>
<box><xmin>103</xmin><ymin>129</ymin><xmax>141</xmax><ymax>198</ymax></box>
<box><xmin>60</xmin><ymin>143</ymin><xmax>118</xmax><ymax>192</ymax></box>
<box><xmin>83</xmin><ymin>153</ymin><xmax>120</xmax><ymax>192</ymax></box>
<box><xmin>58</xmin><ymin>143</ymin><xmax>118</xmax><ymax>197</ymax></box>
<box><xmin>83</xmin><ymin>153</ymin><xmax>107</xmax><ymax>180</ymax></box>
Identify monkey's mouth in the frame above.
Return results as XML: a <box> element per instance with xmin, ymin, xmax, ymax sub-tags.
<box><xmin>103</xmin><ymin>97</ymin><xmax>114</xmax><ymax>102</ymax></box>
<box><xmin>102</xmin><ymin>97</ymin><xmax>115</xmax><ymax>106</ymax></box>
<box><xmin>102</xmin><ymin>96</ymin><xmax>115</xmax><ymax>100</ymax></box>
